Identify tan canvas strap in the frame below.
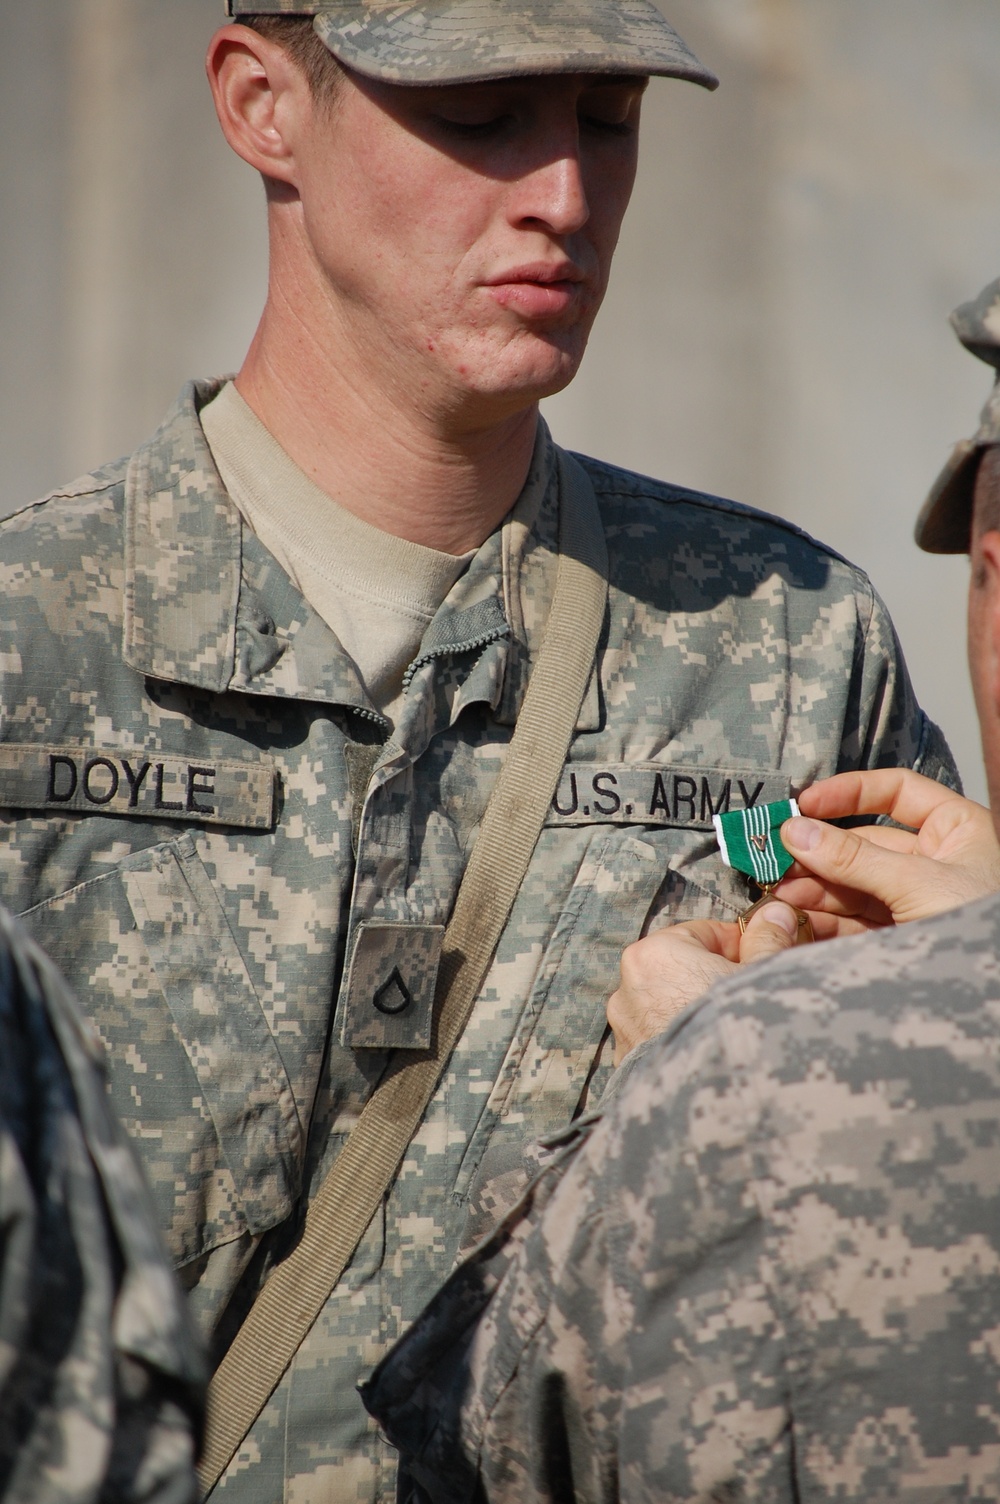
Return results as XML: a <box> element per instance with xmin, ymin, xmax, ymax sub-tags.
<box><xmin>198</xmin><ymin>452</ymin><xmax>608</xmax><ymax>1495</ymax></box>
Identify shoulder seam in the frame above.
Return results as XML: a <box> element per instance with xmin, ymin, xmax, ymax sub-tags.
<box><xmin>570</xmin><ymin>449</ymin><xmax>857</xmax><ymax>571</ymax></box>
<box><xmin>0</xmin><ymin>475</ymin><xmax>121</xmax><ymax>527</ymax></box>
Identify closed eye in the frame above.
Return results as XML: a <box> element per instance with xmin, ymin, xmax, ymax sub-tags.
<box><xmin>431</xmin><ymin>113</ymin><xmax>513</xmax><ymax>140</ymax></box>
<box><xmin>580</xmin><ymin>113</ymin><xmax>636</xmax><ymax>137</ymax></box>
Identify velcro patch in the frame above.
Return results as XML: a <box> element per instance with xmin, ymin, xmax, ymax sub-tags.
<box><xmin>0</xmin><ymin>744</ymin><xmax>275</xmax><ymax>829</ymax></box>
<box><xmin>340</xmin><ymin>921</ymin><xmax>445</xmax><ymax>1051</ymax></box>
<box><xmin>546</xmin><ymin>763</ymin><xmax>792</xmax><ymax>831</ymax></box>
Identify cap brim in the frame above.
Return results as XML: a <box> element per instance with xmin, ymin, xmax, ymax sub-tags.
<box><xmin>310</xmin><ymin>0</ymin><xmax>719</xmax><ymax>88</ymax></box>
<box><xmin>914</xmin><ymin>438</ymin><xmax>980</xmax><ymax>554</ymax></box>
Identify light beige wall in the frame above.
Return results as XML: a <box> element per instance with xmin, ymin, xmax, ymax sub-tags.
<box><xmin>2</xmin><ymin>0</ymin><xmax>999</xmax><ymax>796</ymax></box>
<box><xmin>0</xmin><ymin>0</ymin><xmax>265</xmax><ymax>498</ymax></box>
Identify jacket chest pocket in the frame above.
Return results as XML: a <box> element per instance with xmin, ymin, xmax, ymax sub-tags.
<box><xmin>452</xmin><ymin>826</ymin><xmax>667</xmax><ymax>1246</ymax></box>
<box><xmin>20</xmin><ymin>833</ymin><xmax>303</xmax><ymax>1267</ymax></box>
<box><xmin>451</xmin><ymin>821</ymin><xmax>757</xmax><ymax>1251</ymax></box>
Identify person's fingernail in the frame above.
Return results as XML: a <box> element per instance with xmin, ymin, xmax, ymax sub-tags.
<box><xmin>747</xmin><ymin>901</ymin><xmax>799</xmax><ymax>937</ymax></box>
<box><xmin>783</xmin><ymin>816</ymin><xmax>822</xmax><ymax>852</ymax></box>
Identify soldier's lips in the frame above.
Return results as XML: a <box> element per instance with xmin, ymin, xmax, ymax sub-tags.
<box><xmin>484</xmin><ymin>265</ymin><xmax>585</xmax><ymax>319</ymax></box>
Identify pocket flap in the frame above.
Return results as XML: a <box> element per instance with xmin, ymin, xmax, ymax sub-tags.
<box><xmin>121</xmin><ymin>837</ymin><xmax>303</xmax><ymax>1236</ymax></box>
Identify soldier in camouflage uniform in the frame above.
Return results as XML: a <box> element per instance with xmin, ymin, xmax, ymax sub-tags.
<box><xmin>0</xmin><ymin>3</ymin><xmax>959</xmax><ymax>1500</ymax></box>
<box><xmin>361</xmin><ymin>279</ymin><xmax>1000</xmax><ymax>1501</ymax></box>
<box><xmin>0</xmin><ymin>904</ymin><xmax>204</xmax><ymax>1504</ymax></box>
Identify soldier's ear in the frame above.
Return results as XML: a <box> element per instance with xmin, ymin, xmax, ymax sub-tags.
<box><xmin>206</xmin><ymin>24</ymin><xmax>309</xmax><ymax>190</ymax></box>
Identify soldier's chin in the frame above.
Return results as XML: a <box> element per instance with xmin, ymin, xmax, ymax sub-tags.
<box><xmin>479</xmin><ymin>334</ymin><xmax>590</xmax><ymax>406</ymax></box>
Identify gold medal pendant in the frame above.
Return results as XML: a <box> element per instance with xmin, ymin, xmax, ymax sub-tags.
<box><xmin>738</xmin><ymin>884</ymin><xmax>813</xmax><ymax>945</ymax></box>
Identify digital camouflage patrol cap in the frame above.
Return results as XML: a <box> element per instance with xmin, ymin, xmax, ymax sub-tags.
<box><xmin>225</xmin><ymin>0</ymin><xmax>718</xmax><ymax>89</ymax></box>
<box><xmin>916</xmin><ymin>276</ymin><xmax>1000</xmax><ymax>554</ymax></box>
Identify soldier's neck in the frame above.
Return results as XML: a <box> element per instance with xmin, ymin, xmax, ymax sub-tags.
<box><xmin>234</xmin><ymin>303</ymin><xmax>539</xmax><ymax>558</ymax></box>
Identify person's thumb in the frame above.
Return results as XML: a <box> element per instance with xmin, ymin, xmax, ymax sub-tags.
<box><xmin>739</xmin><ymin>900</ymin><xmax>800</xmax><ymax>965</ymax></box>
<box><xmin>781</xmin><ymin>815</ymin><xmax>897</xmax><ymax>898</ymax></box>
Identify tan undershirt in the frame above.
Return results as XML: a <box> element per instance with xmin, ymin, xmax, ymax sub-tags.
<box><xmin>200</xmin><ymin>382</ymin><xmax>473</xmax><ymax>727</ymax></box>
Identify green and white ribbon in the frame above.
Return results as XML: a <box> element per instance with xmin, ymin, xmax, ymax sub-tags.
<box><xmin>713</xmin><ymin>798</ymin><xmax>800</xmax><ymax>886</ymax></box>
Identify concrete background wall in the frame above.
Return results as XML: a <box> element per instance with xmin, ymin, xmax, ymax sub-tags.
<box><xmin>2</xmin><ymin>0</ymin><xmax>999</xmax><ymax>798</ymax></box>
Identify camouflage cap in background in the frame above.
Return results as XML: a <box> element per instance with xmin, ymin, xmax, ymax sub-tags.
<box><xmin>225</xmin><ymin>0</ymin><xmax>719</xmax><ymax>89</ymax></box>
<box><xmin>915</xmin><ymin>275</ymin><xmax>1000</xmax><ymax>554</ymax></box>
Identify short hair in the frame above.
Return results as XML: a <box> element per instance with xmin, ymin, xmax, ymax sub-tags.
<box><xmin>237</xmin><ymin>15</ymin><xmax>343</xmax><ymax>108</ymax></box>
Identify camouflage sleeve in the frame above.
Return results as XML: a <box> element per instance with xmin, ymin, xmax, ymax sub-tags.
<box><xmin>364</xmin><ymin>894</ymin><xmax>1000</xmax><ymax>1503</ymax></box>
<box><xmin>0</xmin><ymin>906</ymin><xmax>204</xmax><ymax>1504</ymax></box>
<box><xmin>844</xmin><ymin>578</ymin><xmax>961</xmax><ymax>790</ymax></box>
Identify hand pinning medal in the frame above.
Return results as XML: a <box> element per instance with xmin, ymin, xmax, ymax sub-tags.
<box><xmin>713</xmin><ymin>799</ymin><xmax>814</xmax><ymax>944</ymax></box>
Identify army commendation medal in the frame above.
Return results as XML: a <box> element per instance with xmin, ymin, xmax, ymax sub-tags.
<box><xmin>713</xmin><ymin>798</ymin><xmax>814</xmax><ymax>944</ymax></box>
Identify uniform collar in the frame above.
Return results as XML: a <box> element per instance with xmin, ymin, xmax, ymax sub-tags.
<box><xmin>122</xmin><ymin>379</ymin><xmax>373</xmax><ymax>713</ymax></box>
<box><xmin>122</xmin><ymin>380</ymin><xmax>603</xmax><ymax>731</ymax></box>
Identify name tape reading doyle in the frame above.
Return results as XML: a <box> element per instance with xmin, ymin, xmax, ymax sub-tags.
<box><xmin>546</xmin><ymin>763</ymin><xmax>793</xmax><ymax>831</ymax></box>
<box><xmin>0</xmin><ymin>745</ymin><xmax>276</xmax><ymax>829</ymax></box>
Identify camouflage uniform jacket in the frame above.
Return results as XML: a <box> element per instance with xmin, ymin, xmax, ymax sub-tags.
<box><xmin>0</xmin><ymin>904</ymin><xmax>204</xmax><ymax>1504</ymax></box>
<box><xmin>363</xmin><ymin>892</ymin><xmax>1000</xmax><ymax>1504</ymax></box>
<box><xmin>0</xmin><ymin>379</ymin><xmax>956</xmax><ymax>1501</ymax></box>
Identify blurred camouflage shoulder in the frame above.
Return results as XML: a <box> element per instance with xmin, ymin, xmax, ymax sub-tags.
<box><xmin>366</xmin><ymin>891</ymin><xmax>1000</xmax><ymax>1501</ymax></box>
<box><xmin>0</xmin><ymin>905</ymin><xmax>204</xmax><ymax>1504</ymax></box>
